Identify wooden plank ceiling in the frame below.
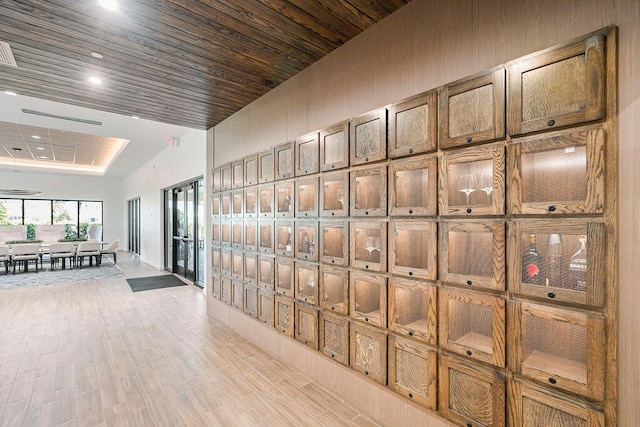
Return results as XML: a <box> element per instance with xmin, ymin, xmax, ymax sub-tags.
<box><xmin>0</xmin><ymin>0</ymin><xmax>410</xmax><ymax>130</ymax></box>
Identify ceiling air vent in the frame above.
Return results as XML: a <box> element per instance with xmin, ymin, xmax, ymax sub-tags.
<box><xmin>0</xmin><ymin>41</ymin><xmax>17</xmax><ymax>67</ymax></box>
<box><xmin>21</xmin><ymin>109</ymin><xmax>103</xmax><ymax>126</ymax></box>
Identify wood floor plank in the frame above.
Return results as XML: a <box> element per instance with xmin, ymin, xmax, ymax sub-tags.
<box><xmin>52</xmin><ymin>386</ymin><xmax>78</xmax><ymax>425</ymax></box>
<box><xmin>7</xmin><ymin>371</ymin><xmax>36</xmax><ymax>404</ymax></box>
<box><xmin>25</xmin><ymin>401</ymin><xmax>54</xmax><ymax>426</ymax></box>
<box><xmin>31</xmin><ymin>373</ymin><xmax>57</xmax><ymax>407</ymax></box>
<box><xmin>1</xmin><ymin>398</ymin><xmax>30</xmax><ymax>427</ymax></box>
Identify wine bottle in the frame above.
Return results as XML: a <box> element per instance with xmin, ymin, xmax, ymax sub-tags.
<box><xmin>546</xmin><ymin>234</ymin><xmax>563</xmax><ymax>287</ymax></box>
<box><xmin>569</xmin><ymin>235</ymin><xmax>588</xmax><ymax>292</ymax></box>
<box><xmin>522</xmin><ymin>234</ymin><xmax>543</xmax><ymax>285</ymax></box>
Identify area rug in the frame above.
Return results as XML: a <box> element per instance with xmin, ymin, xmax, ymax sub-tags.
<box><xmin>0</xmin><ymin>261</ymin><xmax>123</xmax><ymax>290</ymax></box>
<box><xmin>126</xmin><ymin>275</ymin><xmax>188</xmax><ymax>292</ymax></box>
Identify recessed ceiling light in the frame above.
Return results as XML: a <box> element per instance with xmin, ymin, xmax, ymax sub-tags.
<box><xmin>91</xmin><ymin>51</ymin><xmax>104</xmax><ymax>59</ymax></box>
<box><xmin>131</xmin><ymin>115</ymin><xmax>140</xmax><ymax>120</ymax></box>
<box><xmin>36</xmin><ymin>147</ymin><xmax>45</xmax><ymax>151</ymax></box>
<box><xmin>32</xmin><ymin>135</ymin><xmax>41</xmax><ymax>139</ymax></box>
<box><xmin>88</xmin><ymin>76</ymin><xmax>102</xmax><ymax>85</ymax></box>
<box><xmin>4</xmin><ymin>91</ymin><xmax>17</xmax><ymax>96</ymax></box>
<box><xmin>98</xmin><ymin>0</ymin><xmax>118</xmax><ymax>11</ymax></box>
<box><xmin>37</xmin><ymin>156</ymin><xmax>48</xmax><ymax>159</ymax></box>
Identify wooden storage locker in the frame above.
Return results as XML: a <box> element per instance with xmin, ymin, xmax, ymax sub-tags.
<box><xmin>320</xmin><ymin>311</ymin><xmax>349</xmax><ymax>365</ymax></box>
<box><xmin>388</xmin><ymin>90</ymin><xmax>437</xmax><ymax>158</ymax></box>
<box><xmin>320</xmin><ymin>121</ymin><xmax>349</xmax><ymax>171</ymax></box>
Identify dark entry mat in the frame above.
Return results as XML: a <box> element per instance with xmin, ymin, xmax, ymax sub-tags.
<box><xmin>126</xmin><ymin>275</ymin><xmax>188</xmax><ymax>292</ymax></box>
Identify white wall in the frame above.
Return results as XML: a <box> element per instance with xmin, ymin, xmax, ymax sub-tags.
<box><xmin>0</xmin><ymin>169</ymin><xmax>123</xmax><ymax>245</ymax></box>
<box><xmin>122</xmin><ymin>128</ymin><xmax>207</xmax><ymax>269</ymax></box>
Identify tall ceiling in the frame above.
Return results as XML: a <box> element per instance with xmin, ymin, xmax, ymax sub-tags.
<box><xmin>0</xmin><ymin>0</ymin><xmax>411</xmax><ymax>131</ymax></box>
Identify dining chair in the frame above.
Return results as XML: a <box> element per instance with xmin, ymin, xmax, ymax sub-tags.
<box><xmin>0</xmin><ymin>245</ymin><xmax>9</xmax><ymax>275</ymax></box>
<box><xmin>49</xmin><ymin>242</ymin><xmax>75</xmax><ymax>270</ymax></box>
<box><xmin>100</xmin><ymin>239</ymin><xmax>119</xmax><ymax>264</ymax></box>
<box><xmin>11</xmin><ymin>244</ymin><xmax>40</xmax><ymax>274</ymax></box>
<box><xmin>76</xmin><ymin>241</ymin><xmax>101</xmax><ymax>268</ymax></box>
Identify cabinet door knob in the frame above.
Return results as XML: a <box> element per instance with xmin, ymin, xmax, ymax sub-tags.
<box><xmin>408</xmin><ymin>149</ymin><xmax>413</xmax><ymax>154</ymax></box>
<box><xmin>466</xmin><ymin>136</ymin><xmax>473</xmax><ymax>143</ymax></box>
<box><xmin>365</xmin><ymin>370</ymin><xmax>369</xmax><ymax>375</ymax></box>
<box><xmin>548</xmin><ymin>205</ymin><xmax>556</xmax><ymax>212</ymax></box>
<box><xmin>408</xmin><ymin>393</ymin><xmax>413</xmax><ymax>398</ymax></box>
<box><xmin>365</xmin><ymin>211</ymin><xmax>369</xmax><ymax>215</ymax></box>
<box><xmin>409</xmin><ymin>271</ymin><xmax>413</xmax><ymax>276</ymax></box>
<box><xmin>408</xmin><ymin>209</ymin><xmax>413</xmax><ymax>214</ymax></box>
<box><xmin>365</xmin><ymin>317</ymin><xmax>369</xmax><ymax>322</ymax></box>
<box><xmin>466</xmin><ymin>350</ymin><xmax>472</xmax><ymax>356</ymax></box>
<box><xmin>549</xmin><ymin>377</ymin><xmax>557</xmax><ymax>384</ymax></box>
<box><xmin>408</xmin><ymin>331</ymin><xmax>414</xmax><ymax>336</ymax></box>
<box><xmin>331</xmin><ymin>212</ymin><xmax>335</xmax><ymax>216</ymax></box>
<box><xmin>331</xmin><ymin>354</ymin><xmax>335</xmax><ymax>358</ymax></box>
<box><xmin>466</xmin><ymin>208</ymin><xmax>472</xmax><ymax>214</ymax></box>
<box><xmin>365</xmin><ymin>157</ymin><xmax>369</xmax><ymax>162</ymax></box>
<box><xmin>548</xmin><ymin>292</ymin><xmax>556</xmax><ymax>298</ymax></box>
<box><xmin>466</xmin><ymin>280</ymin><xmax>472</xmax><ymax>286</ymax></box>
<box><xmin>547</xmin><ymin>119</ymin><xmax>556</xmax><ymax>127</ymax></box>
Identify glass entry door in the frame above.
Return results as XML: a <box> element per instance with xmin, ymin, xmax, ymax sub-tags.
<box><xmin>173</xmin><ymin>184</ymin><xmax>196</xmax><ymax>281</ymax></box>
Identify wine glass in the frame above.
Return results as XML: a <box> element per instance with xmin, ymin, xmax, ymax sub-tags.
<box><xmin>458</xmin><ymin>174</ymin><xmax>477</xmax><ymax>206</ymax></box>
<box><xmin>478</xmin><ymin>173</ymin><xmax>493</xmax><ymax>204</ymax></box>
<box><xmin>337</xmin><ymin>187</ymin><xmax>344</xmax><ymax>207</ymax></box>
<box><xmin>364</xmin><ymin>236</ymin><xmax>381</xmax><ymax>260</ymax></box>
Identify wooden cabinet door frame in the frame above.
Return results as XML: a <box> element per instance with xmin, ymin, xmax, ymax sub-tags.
<box><xmin>295</xmin><ymin>131</ymin><xmax>320</xmax><ymax>176</ymax></box>
<box><xmin>388</xmin><ymin>335</ymin><xmax>437</xmax><ymax>410</ymax></box>
<box><xmin>320</xmin><ymin>220</ymin><xmax>349</xmax><ymax>267</ymax></box>
<box><xmin>350</xmin><ymin>108</ymin><xmax>387</xmax><ymax>166</ymax></box>
<box><xmin>350</xmin><ymin>164</ymin><xmax>388</xmax><ymax>217</ymax></box>
<box><xmin>388</xmin><ymin>278</ymin><xmax>437</xmax><ymax>345</ymax></box>
<box><xmin>388</xmin><ymin>90</ymin><xmax>437</xmax><ymax>158</ymax></box>
<box><xmin>320</xmin><ymin>311</ymin><xmax>349</xmax><ymax>365</ymax></box>
<box><xmin>389</xmin><ymin>219</ymin><xmax>437</xmax><ymax>280</ymax></box>
<box><xmin>350</xmin><ymin>321</ymin><xmax>388</xmax><ymax>385</ymax></box>
<box><xmin>320</xmin><ymin>121</ymin><xmax>350</xmax><ymax>171</ymax></box>
<box><xmin>388</xmin><ymin>154</ymin><xmax>437</xmax><ymax>216</ymax></box>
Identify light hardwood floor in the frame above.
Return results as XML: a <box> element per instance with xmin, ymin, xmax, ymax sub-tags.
<box><xmin>0</xmin><ymin>253</ymin><xmax>379</xmax><ymax>426</ymax></box>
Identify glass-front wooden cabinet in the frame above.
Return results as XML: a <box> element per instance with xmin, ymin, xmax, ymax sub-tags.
<box><xmin>320</xmin><ymin>311</ymin><xmax>349</xmax><ymax>365</ymax></box>
<box><xmin>211</xmin><ymin>221</ymin><xmax>221</xmax><ymax>246</ymax></box>
<box><xmin>244</xmin><ymin>186</ymin><xmax>257</xmax><ymax>218</ymax></box>
<box><xmin>295</xmin><ymin>177</ymin><xmax>319</xmax><ymax>218</ymax></box>
<box><xmin>295</xmin><ymin>261</ymin><xmax>319</xmax><ymax>305</ymax></box>
<box><xmin>243</xmin><ymin>153</ymin><xmax>258</xmax><ymax>187</ymax></box>
<box><xmin>388</xmin><ymin>335</ymin><xmax>437</xmax><ymax>410</ymax></box>
<box><xmin>243</xmin><ymin>284</ymin><xmax>258</xmax><ymax>317</ymax></box>
<box><xmin>221</xmin><ymin>276</ymin><xmax>232</xmax><ymax>305</ymax></box>
<box><xmin>439</xmin><ymin>142</ymin><xmax>506</xmax><ymax>215</ymax></box>
<box><xmin>440</xmin><ymin>287</ymin><xmax>506</xmax><ymax>367</ymax></box>
<box><xmin>232</xmin><ymin>159</ymin><xmax>244</xmax><ymax>189</ymax></box>
<box><xmin>350</xmin><ymin>220</ymin><xmax>387</xmax><ymax>272</ymax></box>
<box><xmin>211</xmin><ymin>246</ymin><xmax>221</xmax><ymax>273</ymax></box>
<box><xmin>320</xmin><ymin>171</ymin><xmax>349</xmax><ymax>217</ymax></box>
<box><xmin>508</xmin><ymin>301</ymin><xmax>605</xmax><ymax>401</ymax></box>
<box><xmin>507</xmin><ymin>125</ymin><xmax>606</xmax><ymax>215</ymax></box>
<box><xmin>388</xmin><ymin>90</ymin><xmax>437</xmax><ymax>158</ymax></box>
<box><xmin>243</xmin><ymin>219</ymin><xmax>258</xmax><ymax>251</ymax></box>
<box><xmin>220</xmin><ymin>220</ymin><xmax>231</xmax><ymax>247</ymax></box>
<box><xmin>220</xmin><ymin>191</ymin><xmax>231</xmax><ymax>218</ymax></box>
<box><xmin>212</xmin><ymin>193</ymin><xmax>221</xmax><ymax>218</ymax></box>
<box><xmin>212</xmin><ymin>166</ymin><xmax>221</xmax><ymax>192</ymax></box>
<box><xmin>211</xmin><ymin>273</ymin><xmax>221</xmax><ymax>299</ymax></box>
<box><xmin>275</xmin><ymin>220</ymin><xmax>294</xmax><ymax>257</ymax></box>
<box><xmin>275</xmin><ymin>180</ymin><xmax>295</xmax><ymax>218</ymax></box>
<box><xmin>295</xmin><ymin>303</ymin><xmax>319</xmax><ymax>350</ymax></box>
<box><xmin>439</xmin><ymin>220</ymin><xmax>506</xmax><ymax>291</ymax></box>
<box><xmin>231</xmin><ymin>250</ymin><xmax>243</xmax><ymax>280</ymax></box>
<box><xmin>220</xmin><ymin>248</ymin><xmax>232</xmax><ymax>276</ymax></box>
<box><xmin>320</xmin><ymin>220</ymin><xmax>348</xmax><ymax>266</ymax></box>
<box><xmin>232</xmin><ymin>189</ymin><xmax>243</xmax><ymax>218</ymax></box>
<box><xmin>388</xmin><ymin>155</ymin><xmax>437</xmax><ymax>216</ymax></box>
<box><xmin>295</xmin><ymin>220</ymin><xmax>318</xmax><ymax>261</ymax></box>
<box><xmin>258</xmin><ymin>255</ymin><xmax>275</xmax><ymax>291</ymax></box>
<box><xmin>350</xmin><ymin>165</ymin><xmax>387</xmax><ymax>217</ymax></box>
<box><xmin>258</xmin><ymin>184</ymin><xmax>274</xmax><ymax>218</ymax></box>
<box><xmin>388</xmin><ymin>278</ymin><xmax>437</xmax><ymax>345</ymax></box>
<box><xmin>320</xmin><ymin>266</ymin><xmax>349</xmax><ymax>315</ymax></box>
<box><xmin>258</xmin><ymin>220</ymin><xmax>274</xmax><ymax>254</ymax></box>
<box><xmin>258</xmin><ymin>148</ymin><xmax>275</xmax><ymax>183</ymax></box>
<box><xmin>350</xmin><ymin>322</ymin><xmax>388</xmax><ymax>385</ymax></box>
<box><xmin>258</xmin><ymin>289</ymin><xmax>275</xmax><ymax>327</ymax></box>
<box><xmin>275</xmin><ymin>295</ymin><xmax>295</xmax><ymax>337</ymax></box>
<box><xmin>439</xmin><ymin>355</ymin><xmax>505</xmax><ymax>427</ymax></box>
<box><xmin>350</xmin><ymin>271</ymin><xmax>387</xmax><ymax>328</ymax></box>
<box><xmin>438</xmin><ymin>68</ymin><xmax>506</xmax><ymax>149</ymax></box>
<box><xmin>295</xmin><ymin>131</ymin><xmax>319</xmax><ymax>176</ymax></box>
<box><xmin>244</xmin><ymin>252</ymin><xmax>257</xmax><ymax>285</ymax></box>
<box><xmin>320</xmin><ymin>121</ymin><xmax>349</xmax><ymax>171</ymax></box>
<box><xmin>274</xmin><ymin>141</ymin><xmax>295</xmax><ymax>180</ymax></box>
<box><xmin>231</xmin><ymin>280</ymin><xmax>243</xmax><ymax>310</ymax></box>
<box><xmin>389</xmin><ymin>219</ymin><xmax>437</xmax><ymax>280</ymax></box>
<box><xmin>275</xmin><ymin>257</ymin><xmax>295</xmax><ymax>297</ymax></box>
<box><xmin>231</xmin><ymin>220</ymin><xmax>243</xmax><ymax>249</ymax></box>
<box><xmin>508</xmin><ymin>219</ymin><xmax>605</xmax><ymax>307</ymax></box>
<box><xmin>220</xmin><ymin>162</ymin><xmax>232</xmax><ymax>191</ymax></box>
<box><xmin>350</xmin><ymin>108</ymin><xmax>387</xmax><ymax>166</ymax></box>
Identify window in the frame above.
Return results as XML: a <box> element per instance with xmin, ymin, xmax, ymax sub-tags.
<box><xmin>79</xmin><ymin>201</ymin><xmax>103</xmax><ymax>238</ymax></box>
<box><xmin>53</xmin><ymin>201</ymin><xmax>79</xmax><ymax>239</ymax></box>
<box><xmin>0</xmin><ymin>199</ymin><xmax>23</xmax><ymax>225</ymax></box>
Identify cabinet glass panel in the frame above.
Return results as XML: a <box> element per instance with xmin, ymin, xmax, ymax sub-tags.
<box><xmin>258</xmin><ymin>149</ymin><xmax>274</xmax><ymax>183</ymax></box>
<box><xmin>231</xmin><ymin>280</ymin><xmax>243</xmax><ymax>310</ymax></box>
<box><xmin>232</xmin><ymin>189</ymin><xmax>243</xmax><ymax>218</ymax></box>
<box><xmin>388</xmin><ymin>335</ymin><xmax>437</xmax><ymax>410</ymax></box>
<box><xmin>275</xmin><ymin>220</ymin><xmax>294</xmax><ymax>257</ymax></box>
<box><xmin>258</xmin><ymin>289</ymin><xmax>275</xmax><ymax>327</ymax></box>
<box><xmin>244</xmin><ymin>220</ymin><xmax>258</xmax><ymax>251</ymax></box>
<box><xmin>243</xmin><ymin>284</ymin><xmax>258</xmax><ymax>317</ymax></box>
<box><xmin>440</xmin><ymin>287</ymin><xmax>505</xmax><ymax>367</ymax></box>
<box><xmin>320</xmin><ymin>266</ymin><xmax>349</xmax><ymax>315</ymax></box>
<box><xmin>389</xmin><ymin>219</ymin><xmax>437</xmax><ymax>280</ymax></box>
<box><xmin>212</xmin><ymin>167</ymin><xmax>222</xmax><ymax>192</ymax></box>
<box><xmin>440</xmin><ymin>220</ymin><xmax>505</xmax><ymax>291</ymax></box>
<box><xmin>221</xmin><ymin>162</ymin><xmax>232</xmax><ymax>190</ymax></box>
<box><xmin>231</xmin><ymin>220</ymin><xmax>243</xmax><ymax>249</ymax></box>
<box><xmin>320</xmin><ymin>220</ymin><xmax>348</xmax><ymax>266</ymax></box>
<box><xmin>211</xmin><ymin>221</ymin><xmax>221</xmax><ymax>246</ymax></box>
<box><xmin>509</xmin><ymin>301</ymin><xmax>605</xmax><ymax>401</ymax></box>
<box><xmin>232</xmin><ymin>160</ymin><xmax>243</xmax><ymax>189</ymax></box>
<box><xmin>438</xmin><ymin>68</ymin><xmax>506</xmax><ymax>149</ymax></box>
<box><xmin>211</xmin><ymin>273</ymin><xmax>221</xmax><ymax>299</ymax></box>
<box><xmin>508</xmin><ymin>219</ymin><xmax>605</xmax><ymax>307</ymax></box>
<box><xmin>320</xmin><ymin>311</ymin><xmax>349</xmax><ymax>365</ymax></box>
<box><xmin>295</xmin><ymin>261</ymin><xmax>319</xmax><ymax>305</ymax></box>
<box><xmin>295</xmin><ymin>304</ymin><xmax>319</xmax><ymax>350</ymax></box>
<box><xmin>508</xmin><ymin>380</ymin><xmax>605</xmax><ymax>427</ymax></box>
<box><xmin>258</xmin><ymin>220</ymin><xmax>274</xmax><ymax>254</ymax></box>
<box><xmin>244</xmin><ymin>154</ymin><xmax>258</xmax><ymax>187</ymax></box>
<box><xmin>507</xmin><ymin>29</ymin><xmax>608</xmax><ymax>136</ymax></box>
<box><xmin>508</xmin><ymin>125</ymin><xmax>605</xmax><ymax>215</ymax></box>
<box><xmin>439</xmin><ymin>355</ymin><xmax>505</xmax><ymax>427</ymax></box>
<box><xmin>275</xmin><ymin>180</ymin><xmax>295</xmax><ymax>218</ymax></box>
<box><xmin>244</xmin><ymin>186</ymin><xmax>257</xmax><ymax>218</ymax></box>
<box><xmin>258</xmin><ymin>255</ymin><xmax>275</xmax><ymax>290</ymax></box>
<box><xmin>275</xmin><ymin>295</ymin><xmax>295</xmax><ymax>337</ymax></box>
<box><xmin>320</xmin><ymin>121</ymin><xmax>349</xmax><ymax>171</ymax></box>
<box><xmin>220</xmin><ymin>191</ymin><xmax>231</xmax><ymax>218</ymax></box>
<box><xmin>295</xmin><ymin>132</ymin><xmax>319</xmax><ymax>176</ymax></box>
<box><xmin>351</xmin><ymin>165</ymin><xmax>387</xmax><ymax>217</ymax></box>
<box><xmin>389</xmin><ymin>155</ymin><xmax>437</xmax><ymax>216</ymax></box>
<box><xmin>295</xmin><ymin>220</ymin><xmax>318</xmax><ymax>261</ymax></box>
<box><xmin>389</xmin><ymin>278</ymin><xmax>437</xmax><ymax>345</ymax></box>
<box><xmin>295</xmin><ymin>177</ymin><xmax>319</xmax><ymax>218</ymax></box>
<box><xmin>320</xmin><ymin>171</ymin><xmax>349</xmax><ymax>217</ymax></box>
<box><xmin>244</xmin><ymin>252</ymin><xmax>258</xmax><ymax>284</ymax></box>
<box><xmin>212</xmin><ymin>193</ymin><xmax>221</xmax><ymax>218</ymax></box>
<box><xmin>211</xmin><ymin>246</ymin><xmax>221</xmax><ymax>273</ymax></box>
<box><xmin>220</xmin><ymin>220</ymin><xmax>231</xmax><ymax>247</ymax></box>
<box><xmin>275</xmin><ymin>141</ymin><xmax>294</xmax><ymax>180</ymax></box>
<box><xmin>350</xmin><ymin>108</ymin><xmax>387</xmax><ymax>166</ymax></box>
<box><xmin>232</xmin><ymin>251</ymin><xmax>243</xmax><ymax>279</ymax></box>
<box><xmin>350</xmin><ymin>220</ymin><xmax>387</xmax><ymax>272</ymax></box>
<box><xmin>258</xmin><ymin>184</ymin><xmax>274</xmax><ymax>217</ymax></box>
<box><xmin>221</xmin><ymin>276</ymin><xmax>232</xmax><ymax>304</ymax></box>
<box><xmin>275</xmin><ymin>257</ymin><xmax>295</xmax><ymax>297</ymax></box>
<box><xmin>350</xmin><ymin>272</ymin><xmax>387</xmax><ymax>328</ymax></box>
<box><xmin>439</xmin><ymin>143</ymin><xmax>505</xmax><ymax>215</ymax></box>
<box><xmin>350</xmin><ymin>322</ymin><xmax>388</xmax><ymax>385</ymax></box>
<box><xmin>220</xmin><ymin>248</ymin><xmax>232</xmax><ymax>276</ymax></box>
<box><xmin>388</xmin><ymin>90</ymin><xmax>437</xmax><ymax>158</ymax></box>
